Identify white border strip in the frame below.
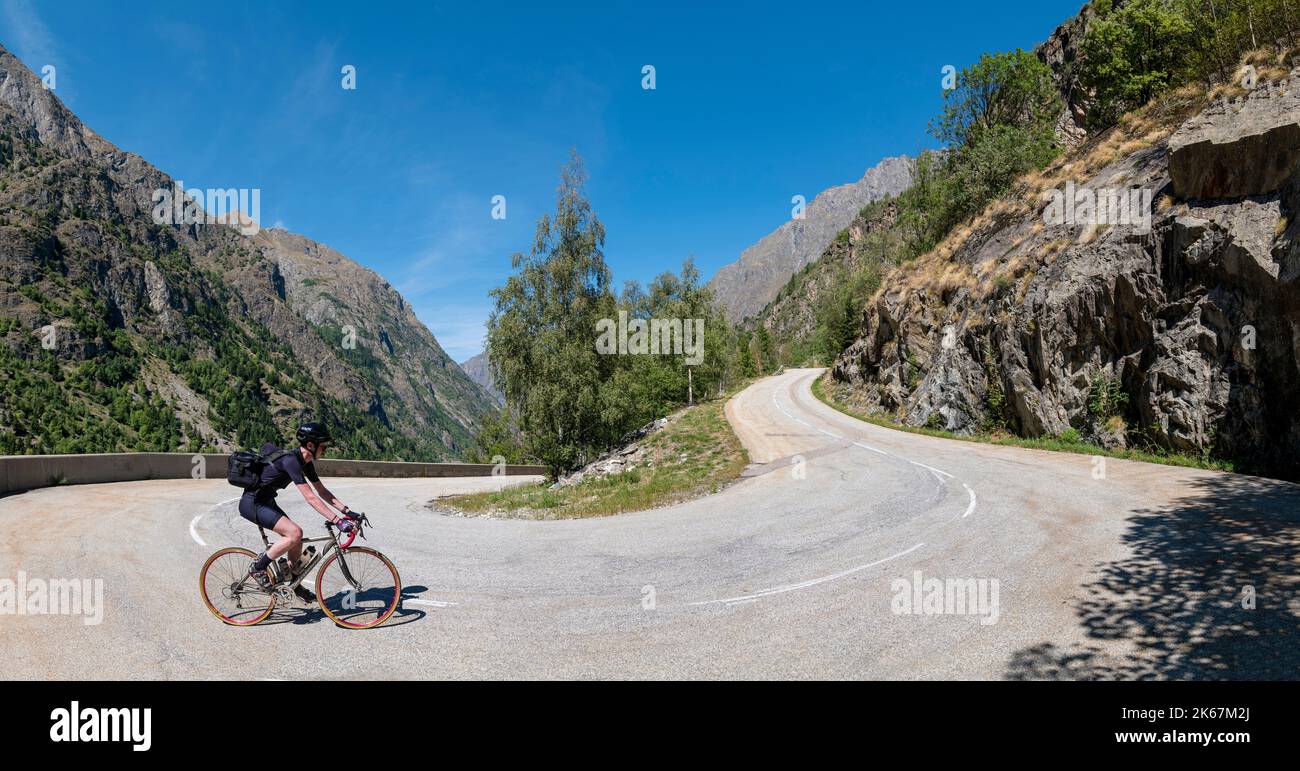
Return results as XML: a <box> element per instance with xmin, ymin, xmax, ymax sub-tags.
<box><xmin>690</xmin><ymin>542</ymin><xmax>926</xmax><ymax>606</ymax></box>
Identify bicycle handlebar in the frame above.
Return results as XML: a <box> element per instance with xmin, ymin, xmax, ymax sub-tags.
<box><xmin>327</xmin><ymin>512</ymin><xmax>370</xmax><ymax>549</ymax></box>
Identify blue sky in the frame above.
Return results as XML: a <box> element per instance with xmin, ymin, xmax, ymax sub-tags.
<box><xmin>1</xmin><ymin>0</ymin><xmax>1084</xmax><ymax>361</ymax></box>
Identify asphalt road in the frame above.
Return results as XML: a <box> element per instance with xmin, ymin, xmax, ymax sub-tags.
<box><xmin>2</xmin><ymin>368</ymin><xmax>1297</xmax><ymax>679</ymax></box>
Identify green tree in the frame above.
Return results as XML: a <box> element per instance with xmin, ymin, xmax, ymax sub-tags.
<box><xmin>754</xmin><ymin>326</ymin><xmax>776</xmax><ymax>374</ymax></box>
<box><xmin>464</xmin><ymin>408</ymin><xmax>527</xmax><ymax>464</ymax></box>
<box><xmin>736</xmin><ymin>330</ymin><xmax>757</xmax><ymax>378</ymax></box>
<box><xmin>487</xmin><ymin>151</ymin><xmax>619</xmax><ymax>477</ymax></box>
<box><xmin>815</xmin><ymin>264</ymin><xmax>880</xmax><ymax>364</ymax></box>
<box><xmin>931</xmin><ymin>49</ymin><xmax>1063</xmax><ymax>149</ymax></box>
<box><xmin>1080</xmin><ymin>0</ymin><xmax>1197</xmax><ymax>130</ymax></box>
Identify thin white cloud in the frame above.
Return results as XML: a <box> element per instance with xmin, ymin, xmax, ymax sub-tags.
<box><xmin>151</xmin><ymin>18</ymin><xmax>203</xmax><ymax>51</ymax></box>
<box><xmin>393</xmin><ymin>191</ymin><xmax>512</xmax><ymax>298</ymax></box>
<box><xmin>273</xmin><ymin>40</ymin><xmax>341</xmax><ymax>135</ymax></box>
<box><xmin>1</xmin><ymin>0</ymin><xmax>58</xmax><ymax>70</ymax></box>
<box><xmin>412</xmin><ymin>301</ymin><xmax>491</xmax><ymax>362</ymax></box>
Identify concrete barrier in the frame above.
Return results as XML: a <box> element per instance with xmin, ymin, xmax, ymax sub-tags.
<box><xmin>0</xmin><ymin>453</ymin><xmax>546</xmax><ymax>495</ymax></box>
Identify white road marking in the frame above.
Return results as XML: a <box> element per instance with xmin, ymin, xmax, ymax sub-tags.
<box><xmin>190</xmin><ymin>486</ymin><xmax>361</xmax><ymax>547</ymax></box>
<box><xmin>853</xmin><ymin>440</ymin><xmax>888</xmax><ymax>456</ymax></box>
<box><xmin>771</xmin><ymin>379</ymin><xmax>892</xmax><ymax>457</ymax></box>
<box><xmin>771</xmin><ymin>389</ymin><xmax>844</xmax><ymax>440</ymax></box>
<box><xmin>909</xmin><ymin>460</ymin><xmax>953</xmax><ymax>479</ymax></box>
<box><xmin>690</xmin><ymin>541</ymin><xmax>927</xmax><ymax>606</ymax></box>
<box><xmin>405</xmin><ymin>598</ymin><xmax>459</xmax><ymax>608</ymax></box>
<box><xmin>785</xmin><ymin>373</ymin><xmax>978</xmax><ymax>520</ymax></box>
<box><xmin>191</xmin><ymin>495</ymin><xmax>242</xmax><ymax>546</ymax></box>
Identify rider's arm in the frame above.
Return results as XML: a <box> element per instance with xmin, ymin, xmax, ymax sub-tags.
<box><xmin>301</xmin><ymin>461</ymin><xmax>349</xmax><ymax>518</ymax></box>
<box><xmin>310</xmin><ymin>480</ymin><xmax>351</xmax><ymax>517</ymax></box>
<box><xmin>295</xmin><ymin>482</ymin><xmax>343</xmax><ymax>522</ymax></box>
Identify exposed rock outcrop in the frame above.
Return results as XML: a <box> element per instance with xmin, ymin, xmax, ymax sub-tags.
<box><xmin>459</xmin><ymin>351</ymin><xmax>503</xmax><ymax>406</ymax></box>
<box><xmin>833</xmin><ymin>71</ymin><xmax>1300</xmax><ymax>479</ymax></box>
<box><xmin>552</xmin><ymin>416</ymin><xmax>671</xmax><ymax>488</ymax></box>
<box><xmin>1169</xmin><ymin>76</ymin><xmax>1300</xmax><ymax>199</ymax></box>
<box><xmin>1033</xmin><ymin>0</ymin><xmax>1118</xmax><ymax>144</ymax></box>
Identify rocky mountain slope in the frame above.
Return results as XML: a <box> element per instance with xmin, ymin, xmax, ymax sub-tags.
<box><xmin>748</xmin><ymin>197</ymin><xmax>904</xmax><ymax>348</ymax></box>
<box><xmin>0</xmin><ymin>43</ymin><xmax>493</xmax><ymax>459</ymax></box>
<box><xmin>748</xmin><ymin>4</ymin><xmax>1104</xmax><ymax>351</ymax></box>
<box><xmin>831</xmin><ymin>61</ymin><xmax>1300</xmax><ymax>480</ymax></box>
<box><xmin>707</xmin><ymin>155</ymin><xmax>914</xmax><ymax>322</ymax></box>
<box><xmin>458</xmin><ymin>351</ymin><xmax>503</xmax><ymax>405</ymax></box>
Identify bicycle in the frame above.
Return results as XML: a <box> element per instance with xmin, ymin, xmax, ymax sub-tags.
<box><xmin>200</xmin><ymin>513</ymin><xmax>402</xmax><ymax>629</ymax></box>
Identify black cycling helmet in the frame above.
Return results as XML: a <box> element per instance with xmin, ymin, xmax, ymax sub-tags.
<box><xmin>295</xmin><ymin>421</ymin><xmax>333</xmax><ymax>447</ymax></box>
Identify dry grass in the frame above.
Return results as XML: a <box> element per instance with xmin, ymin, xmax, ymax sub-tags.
<box><xmin>1015</xmin><ymin>268</ymin><xmax>1037</xmax><ymax>303</ymax></box>
<box><xmin>1214</xmin><ymin>56</ymin><xmax>1291</xmax><ymax>101</ymax></box>
<box><xmin>981</xmin><ymin>236</ymin><xmax>1070</xmax><ymax>303</ymax></box>
<box><xmin>435</xmin><ymin>395</ymin><xmax>749</xmax><ymax>519</ymax></box>
<box><xmin>1243</xmin><ymin>48</ymin><xmax>1277</xmax><ymax>67</ymax></box>
<box><xmin>876</xmin><ymin>76</ymin><xmax>1214</xmax><ymax>311</ymax></box>
<box><xmin>1209</xmin><ymin>81</ymin><xmax>1250</xmax><ymax>101</ymax></box>
<box><xmin>862</xmin><ymin>49</ymin><xmax>1294</xmax><ymax>322</ymax></box>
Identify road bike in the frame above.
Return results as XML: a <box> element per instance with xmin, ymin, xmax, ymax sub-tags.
<box><xmin>200</xmin><ymin>513</ymin><xmax>401</xmax><ymax>629</ymax></box>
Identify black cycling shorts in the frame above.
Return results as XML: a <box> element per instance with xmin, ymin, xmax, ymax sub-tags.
<box><xmin>238</xmin><ymin>492</ymin><xmax>288</xmax><ymax>530</ymax></box>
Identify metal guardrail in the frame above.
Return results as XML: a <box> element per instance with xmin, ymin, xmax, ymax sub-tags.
<box><xmin>0</xmin><ymin>453</ymin><xmax>546</xmax><ymax>495</ymax></box>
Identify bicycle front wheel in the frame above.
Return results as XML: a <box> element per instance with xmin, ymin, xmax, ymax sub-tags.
<box><xmin>315</xmin><ymin>547</ymin><xmax>402</xmax><ymax>629</ymax></box>
<box><xmin>200</xmin><ymin>547</ymin><xmax>276</xmax><ymax>626</ymax></box>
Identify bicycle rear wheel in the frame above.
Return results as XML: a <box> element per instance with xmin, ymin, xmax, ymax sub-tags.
<box><xmin>200</xmin><ymin>547</ymin><xmax>276</xmax><ymax>626</ymax></box>
<box><xmin>315</xmin><ymin>547</ymin><xmax>401</xmax><ymax>629</ymax></box>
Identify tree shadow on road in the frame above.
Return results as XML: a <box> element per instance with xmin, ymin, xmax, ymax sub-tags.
<box><xmin>1006</xmin><ymin>473</ymin><xmax>1300</xmax><ymax>680</ymax></box>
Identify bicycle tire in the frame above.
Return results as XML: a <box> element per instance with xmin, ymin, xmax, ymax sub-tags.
<box><xmin>314</xmin><ymin>547</ymin><xmax>402</xmax><ymax>629</ymax></box>
<box><xmin>200</xmin><ymin>547</ymin><xmax>277</xmax><ymax>626</ymax></box>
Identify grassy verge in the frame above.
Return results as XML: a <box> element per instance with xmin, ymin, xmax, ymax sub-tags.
<box><xmin>435</xmin><ymin>393</ymin><xmax>750</xmax><ymax>519</ymax></box>
<box><xmin>811</xmin><ymin>372</ymin><xmax>1235</xmax><ymax>474</ymax></box>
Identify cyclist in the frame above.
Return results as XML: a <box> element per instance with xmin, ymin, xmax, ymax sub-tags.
<box><xmin>241</xmin><ymin>421</ymin><xmax>360</xmax><ymax>601</ymax></box>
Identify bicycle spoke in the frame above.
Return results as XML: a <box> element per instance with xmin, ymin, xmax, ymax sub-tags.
<box><xmin>201</xmin><ymin>549</ymin><xmax>275</xmax><ymax>625</ymax></box>
<box><xmin>317</xmin><ymin>549</ymin><xmax>400</xmax><ymax>629</ymax></box>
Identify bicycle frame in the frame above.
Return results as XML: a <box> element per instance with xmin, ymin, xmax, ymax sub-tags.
<box><xmin>256</xmin><ymin>522</ymin><xmax>364</xmax><ymax>593</ymax></box>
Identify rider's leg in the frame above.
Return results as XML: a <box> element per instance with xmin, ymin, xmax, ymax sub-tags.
<box><xmin>268</xmin><ymin>516</ymin><xmax>304</xmax><ymax>565</ymax></box>
<box><xmin>241</xmin><ymin>495</ymin><xmax>290</xmax><ymax>562</ymax></box>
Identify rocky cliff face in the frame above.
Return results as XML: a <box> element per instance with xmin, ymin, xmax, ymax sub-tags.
<box><xmin>0</xmin><ymin>44</ymin><xmax>491</xmax><ymax>458</ymax></box>
<box><xmin>458</xmin><ymin>351</ymin><xmax>503</xmax><ymax>405</ymax></box>
<box><xmin>1033</xmin><ymin>0</ymin><xmax>1114</xmax><ymax>146</ymax></box>
<box><xmin>749</xmin><ymin>199</ymin><xmax>903</xmax><ymax>345</ymax></box>
<box><xmin>707</xmin><ymin>155</ymin><xmax>914</xmax><ymax>323</ymax></box>
<box><xmin>741</xmin><ymin>4</ymin><xmax>1105</xmax><ymax>345</ymax></box>
<box><xmin>832</xmin><ymin>67</ymin><xmax>1300</xmax><ymax>479</ymax></box>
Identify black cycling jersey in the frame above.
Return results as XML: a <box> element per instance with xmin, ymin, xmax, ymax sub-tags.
<box><xmin>252</xmin><ymin>442</ymin><xmax>320</xmax><ymax>495</ymax></box>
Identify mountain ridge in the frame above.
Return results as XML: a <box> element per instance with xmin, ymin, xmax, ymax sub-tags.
<box><xmin>0</xmin><ymin>43</ymin><xmax>493</xmax><ymax>459</ymax></box>
<box><xmin>706</xmin><ymin>154</ymin><xmax>914</xmax><ymax>323</ymax></box>
<box><xmin>458</xmin><ymin>351</ymin><xmax>503</xmax><ymax>406</ymax></box>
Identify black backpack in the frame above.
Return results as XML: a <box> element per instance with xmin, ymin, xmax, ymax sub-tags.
<box><xmin>226</xmin><ymin>447</ymin><xmax>291</xmax><ymax>490</ymax></box>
